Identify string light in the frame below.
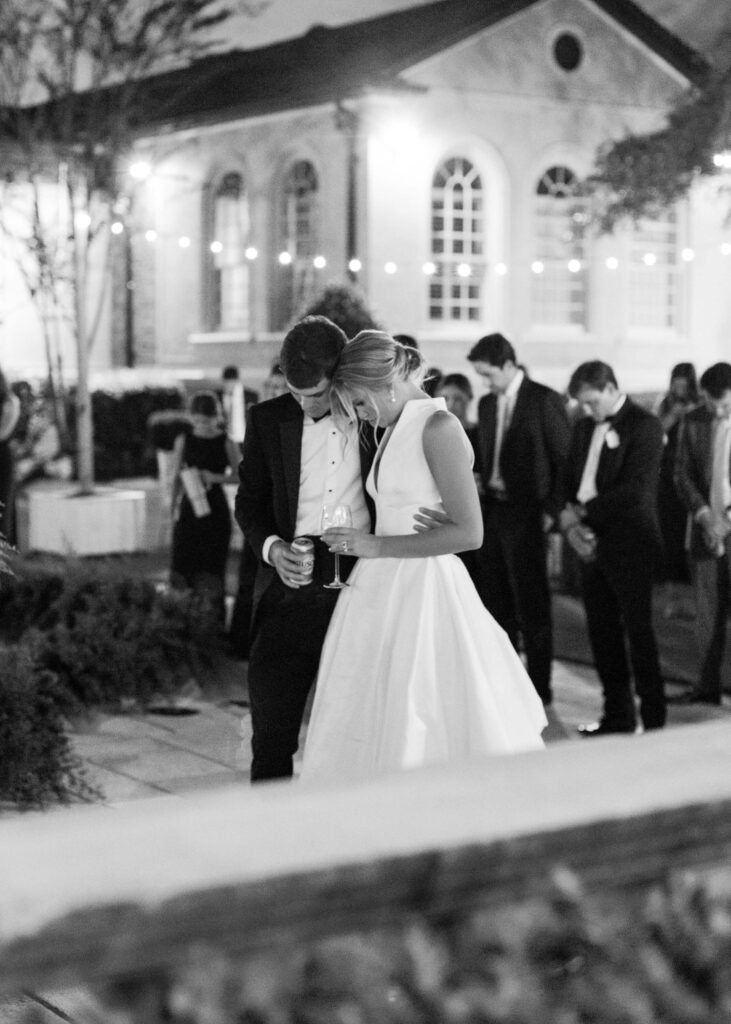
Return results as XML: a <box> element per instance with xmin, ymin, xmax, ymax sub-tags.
<box><xmin>713</xmin><ymin>152</ymin><xmax>731</xmax><ymax>169</ymax></box>
<box><xmin>129</xmin><ymin>160</ymin><xmax>151</xmax><ymax>181</ymax></box>
<box><xmin>122</xmin><ymin>230</ymin><xmax>731</xmax><ymax>276</ymax></box>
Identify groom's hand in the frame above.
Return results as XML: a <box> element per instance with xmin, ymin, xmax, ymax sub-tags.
<box><xmin>270</xmin><ymin>540</ymin><xmax>308</xmax><ymax>589</ymax></box>
<box><xmin>412</xmin><ymin>506</ymin><xmax>453</xmax><ymax>532</ymax></box>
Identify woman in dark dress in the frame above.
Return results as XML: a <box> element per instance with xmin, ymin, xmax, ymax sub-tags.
<box><xmin>170</xmin><ymin>390</ymin><xmax>240</xmax><ymax>614</ymax></box>
<box><xmin>654</xmin><ymin>362</ymin><xmax>699</xmax><ymax>616</ymax></box>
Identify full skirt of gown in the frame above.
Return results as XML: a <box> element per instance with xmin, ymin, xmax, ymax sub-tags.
<box><xmin>300</xmin><ymin>397</ymin><xmax>547</xmax><ymax>784</ymax></box>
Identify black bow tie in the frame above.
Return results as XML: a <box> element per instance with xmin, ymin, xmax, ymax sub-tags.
<box><xmin>310</xmin><ymin>411</ymin><xmax>331</xmax><ymax>423</ymax></box>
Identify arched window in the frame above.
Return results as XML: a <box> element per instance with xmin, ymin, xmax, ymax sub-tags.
<box><xmin>429</xmin><ymin>157</ymin><xmax>484</xmax><ymax>322</ymax></box>
<box><xmin>532</xmin><ymin>165</ymin><xmax>587</xmax><ymax>327</ymax></box>
<box><xmin>209</xmin><ymin>171</ymin><xmax>250</xmax><ymax>330</ymax></box>
<box><xmin>273</xmin><ymin>160</ymin><xmax>320</xmax><ymax>330</ymax></box>
<box><xmin>629</xmin><ymin>212</ymin><xmax>680</xmax><ymax>330</ymax></box>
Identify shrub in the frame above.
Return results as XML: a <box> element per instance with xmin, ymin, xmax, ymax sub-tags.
<box><xmin>0</xmin><ymin>560</ymin><xmax>225</xmax><ymax>716</ymax></box>
<box><xmin>0</xmin><ymin>644</ymin><xmax>96</xmax><ymax>809</ymax></box>
<box><xmin>62</xmin><ymin>386</ymin><xmax>185</xmax><ymax>480</ymax></box>
<box><xmin>62</xmin><ymin>868</ymin><xmax>731</xmax><ymax>1023</ymax></box>
<box><xmin>302</xmin><ymin>283</ymin><xmax>382</xmax><ymax>339</ymax></box>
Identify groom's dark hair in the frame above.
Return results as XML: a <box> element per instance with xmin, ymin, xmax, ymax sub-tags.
<box><xmin>280</xmin><ymin>316</ymin><xmax>347</xmax><ymax>389</ymax></box>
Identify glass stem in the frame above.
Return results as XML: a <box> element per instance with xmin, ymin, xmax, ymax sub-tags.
<box><xmin>333</xmin><ymin>553</ymin><xmax>341</xmax><ymax>582</ymax></box>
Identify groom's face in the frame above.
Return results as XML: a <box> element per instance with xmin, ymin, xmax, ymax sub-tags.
<box><xmin>287</xmin><ymin>375</ymin><xmax>332</xmax><ymax>420</ymax></box>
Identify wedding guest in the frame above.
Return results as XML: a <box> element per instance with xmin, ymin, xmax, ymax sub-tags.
<box><xmin>673</xmin><ymin>361</ymin><xmax>731</xmax><ymax>705</ymax></box>
<box><xmin>560</xmin><ymin>361</ymin><xmax>665</xmax><ymax>735</ymax></box>
<box><xmin>654</xmin><ymin>363</ymin><xmax>699</xmax><ymax>617</ymax></box>
<box><xmin>436</xmin><ymin>373</ymin><xmax>475</xmax><ymax>435</ymax></box>
<box><xmin>467</xmin><ymin>333</ymin><xmax>570</xmax><ymax>705</ymax></box>
<box><xmin>300</xmin><ymin>331</ymin><xmax>546</xmax><ymax>784</ymax></box>
<box><xmin>170</xmin><ymin>390</ymin><xmax>240</xmax><ymax>617</ymax></box>
<box><xmin>0</xmin><ymin>367</ymin><xmax>21</xmax><ymax>539</ymax></box>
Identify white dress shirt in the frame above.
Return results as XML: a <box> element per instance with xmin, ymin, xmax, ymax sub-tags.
<box><xmin>488</xmin><ymin>369</ymin><xmax>523</xmax><ymax>492</ymax></box>
<box><xmin>576</xmin><ymin>395</ymin><xmax>626</xmax><ymax>505</ymax></box>
<box><xmin>710</xmin><ymin>415</ymin><xmax>731</xmax><ymax>516</ymax></box>
<box><xmin>263</xmin><ymin>414</ymin><xmax>369</xmax><ymax>564</ymax></box>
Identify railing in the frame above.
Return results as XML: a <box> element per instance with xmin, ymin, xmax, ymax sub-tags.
<box><xmin>1</xmin><ymin>720</ymin><xmax>730</xmax><ymax>998</ymax></box>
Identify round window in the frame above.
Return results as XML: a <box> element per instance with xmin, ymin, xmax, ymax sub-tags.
<box><xmin>553</xmin><ymin>32</ymin><xmax>583</xmax><ymax>72</ymax></box>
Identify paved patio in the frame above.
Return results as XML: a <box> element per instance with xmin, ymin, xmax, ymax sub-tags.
<box><xmin>62</xmin><ymin>632</ymin><xmax>728</xmax><ymax>808</ymax></box>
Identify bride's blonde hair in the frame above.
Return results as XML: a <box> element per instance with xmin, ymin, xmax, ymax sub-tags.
<box><xmin>330</xmin><ymin>330</ymin><xmax>425</xmax><ymax>428</ymax></box>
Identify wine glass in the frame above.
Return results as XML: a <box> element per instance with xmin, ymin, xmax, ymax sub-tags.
<box><xmin>320</xmin><ymin>503</ymin><xmax>353</xmax><ymax>589</ymax></box>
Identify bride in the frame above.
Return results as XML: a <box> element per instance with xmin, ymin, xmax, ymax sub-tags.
<box><xmin>300</xmin><ymin>331</ymin><xmax>546</xmax><ymax>783</ymax></box>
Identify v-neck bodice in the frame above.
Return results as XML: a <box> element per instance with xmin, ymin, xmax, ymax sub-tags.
<box><xmin>367</xmin><ymin>397</ymin><xmax>471</xmax><ymax>536</ymax></box>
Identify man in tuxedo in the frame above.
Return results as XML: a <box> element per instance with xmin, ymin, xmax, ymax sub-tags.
<box><xmin>560</xmin><ymin>361</ymin><xmax>665</xmax><ymax>735</ymax></box>
<box><xmin>467</xmin><ymin>333</ymin><xmax>570</xmax><ymax>705</ymax></box>
<box><xmin>235</xmin><ymin>316</ymin><xmax>376</xmax><ymax>782</ymax></box>
<box><xmin>674</xmin><ymin>361</ymin><xmax>731</xmax><ymax>704</ymax></box>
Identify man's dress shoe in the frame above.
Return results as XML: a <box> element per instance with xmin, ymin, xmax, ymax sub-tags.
<box><xmin>577</xmin><ymin>719</ymin><xmax>637</xmax><ymax>737</ymax></box>
<box><xmin>669</xmin><ymin>689</ymin><xmax>721</xmax><ymax>706</ymax></box>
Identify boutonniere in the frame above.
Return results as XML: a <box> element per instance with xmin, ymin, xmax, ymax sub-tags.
<box><xmin>605</xmin><ymin>428</ymin><xmax>620</xmax><ymax>449</ymax></box>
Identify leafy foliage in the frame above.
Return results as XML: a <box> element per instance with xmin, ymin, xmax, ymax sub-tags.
<box><xmin>0</xmin><ymin>0</ymin><xmax>235</xmax><ymax>494</ymax></box>
<box><xmin>302</xmin><ymin>283</ymin><xmax>382</xmax><ymax>340</ymax></box>
<box><xmin>587</xmin><ymin>66</ymin><xmax>731</xmax><ymax>232</ymax></box>
<box><xmin>50</xmin><ymin>869</ymin><xmax>731</xmax><ymax>1023</ymax></box>
<box><xmin>0</xmin><ymin>644</ymin><xmax>96</xmax><ymax>809</ymax></box>
<box><xmin>0</xmin><ymin>559</ymin><xmax>226</xmax><ymax>716</ymax></box>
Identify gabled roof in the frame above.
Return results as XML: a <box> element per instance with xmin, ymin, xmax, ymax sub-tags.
<box><xmin>129</xmin><ymin>0</ymin><xmax>712</xmax><ymax>133</ymax></box>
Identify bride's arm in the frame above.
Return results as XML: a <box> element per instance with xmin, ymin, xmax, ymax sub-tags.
<box><xmin>325</xmin><ymin>411</ymin><xmax>483</xmax><ymax>559</ymax></box>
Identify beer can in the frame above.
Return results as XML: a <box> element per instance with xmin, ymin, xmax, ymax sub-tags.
<box><xmin>291</xmin><ymin>537</ymin><xmax>315</xmax><ymax>582</ymax></box>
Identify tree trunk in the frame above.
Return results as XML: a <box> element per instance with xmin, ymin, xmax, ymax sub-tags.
<box><xmin>74</xmin><ymin>231</ymin><xmax>95</xmax><ymax>495</ymax></box>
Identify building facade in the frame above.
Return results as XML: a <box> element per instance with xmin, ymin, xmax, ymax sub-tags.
<box><xmin>2</xmin><ymin>0</ymin><xmax>729</xmax><ymax>393</ymax></box>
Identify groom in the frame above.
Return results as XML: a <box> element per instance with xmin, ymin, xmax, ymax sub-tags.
<box><xmin>235</xmin><ymin>316</ymin><xmax>377</xmax><ymax>782</ymax></box>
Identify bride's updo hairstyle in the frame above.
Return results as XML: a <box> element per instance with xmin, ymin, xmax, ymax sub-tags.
<box><xmin>331</xmin><ymin>330</ymin><xmax>425</xmax><ymax>427</ymax></box>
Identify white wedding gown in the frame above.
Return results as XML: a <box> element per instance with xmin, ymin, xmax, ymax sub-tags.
<box><xmin>300</xmin><ymin>398</ymin><xmax>547</xmax><ymax>783</ymax></box>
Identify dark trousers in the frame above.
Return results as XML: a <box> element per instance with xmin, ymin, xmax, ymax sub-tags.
<box><xmin>246</xmin><ymin>542</ymin><xmax>356</xmax><ymax>783</ymax></box>
<box><xmin>580</xmin><ymin>552</ymin><xmax>665</xmax><ymax>729</ymax></box>
<box><xmin>228</xmin><ymin>541</ymin><xmax>258</xmax><ymax>659</ymax></box>
<box><xmin>477</xmin><ymin>499</ymin><xmax>553</xmax><ymax>702</ymax></box>
<box><xmin>690</xmin><ymin>540</ymin><xmax>731</xmax><ymax>698</ymax></box>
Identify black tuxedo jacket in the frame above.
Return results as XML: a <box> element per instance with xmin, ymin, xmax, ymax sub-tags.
<box><xmin>476</xmin><ymin>377</ymin><xmax>570</xmax><ymax>517</ymax></box>
<box><xmin>674</xmin><ymin>404</ymin><xmax>729</xmax><ymax>559</ymax></box>
<box><xmin>566</xmin><ymin>398</ymin><xmax>663</xmax><ymax>561</ymax></box>
<box><xmin>235</xmin><ymin>393</ymin><xmax>376</xmax><ymax>572</ymax></box>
